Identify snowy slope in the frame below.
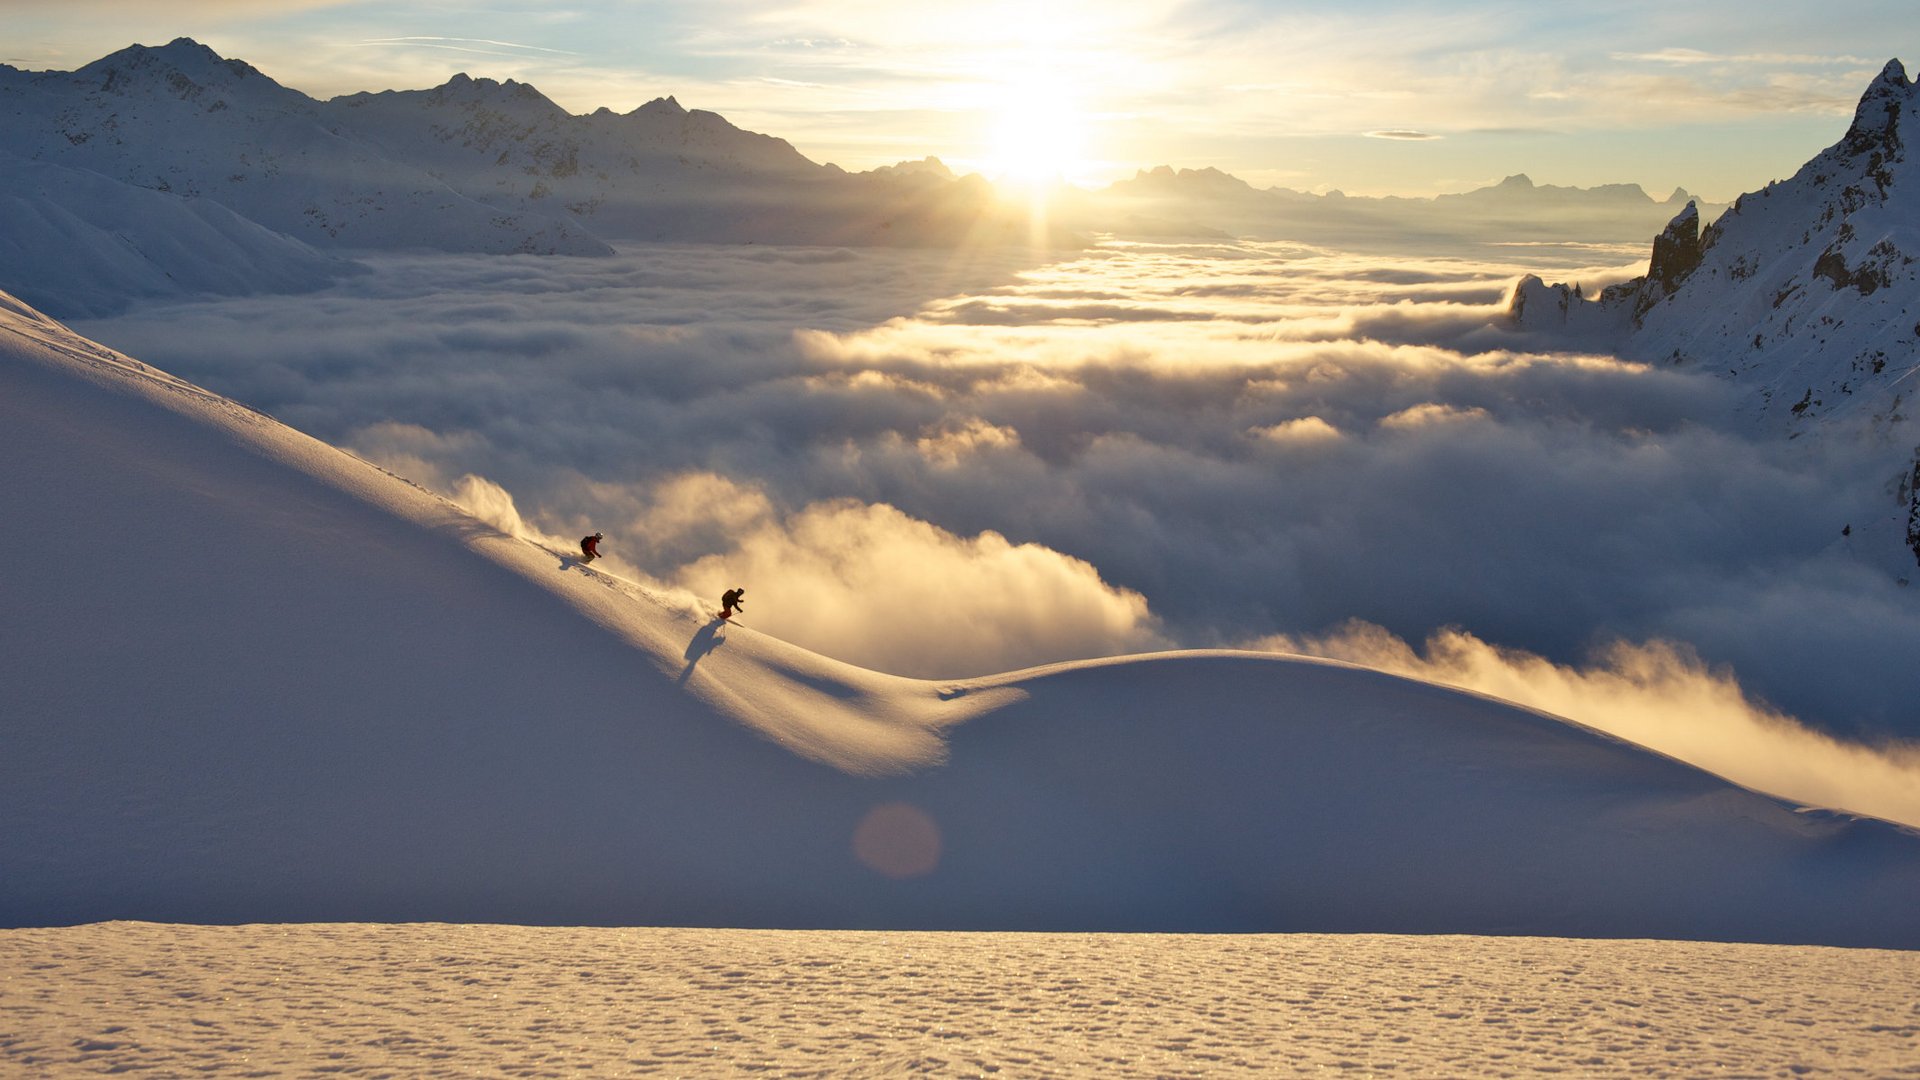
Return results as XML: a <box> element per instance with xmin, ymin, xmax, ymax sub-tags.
<box><xmin>4</xmin><ymin>290</ymin><xmax>1919</xmax><ymax>945</ymax></box>
<box><xmin>0</xmin><ymin>152</ymin><xmax>352</xmax><ymax>316</ymax></box>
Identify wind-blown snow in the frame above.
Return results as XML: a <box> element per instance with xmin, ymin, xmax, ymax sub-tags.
<box><xmin>4</xmin><ymin>290</ymin><xmax>1919</xmax><ymax>944</ymax></box>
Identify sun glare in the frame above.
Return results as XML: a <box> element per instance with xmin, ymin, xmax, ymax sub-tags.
<box><xmin>982</xmin><ymin>77</ymin><xmax>1090</xmax><ymax>193</ymax></box>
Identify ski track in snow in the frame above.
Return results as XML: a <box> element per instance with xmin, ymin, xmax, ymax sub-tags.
<box><xmin>2</xmin><ymin>923</ymin><xmax>1917</xmax><ymax>1078</ymax></box>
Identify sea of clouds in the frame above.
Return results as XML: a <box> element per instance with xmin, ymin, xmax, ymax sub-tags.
<box><xmin>75</xmin><ymin>239</ymin><xmax>1920</xmax><ymax>811</ymax></box>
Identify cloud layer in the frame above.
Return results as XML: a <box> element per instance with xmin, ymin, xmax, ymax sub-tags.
<box><xmin>76</xmin><ymin>239</ymin><xmax>1920</xmax><ymax>756</ymax></box>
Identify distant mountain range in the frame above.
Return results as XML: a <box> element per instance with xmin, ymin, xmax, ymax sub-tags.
<box><xmin>0</xmin><ymin>38</ymin><xmax>1034</xmax><ymax>313</ymax></box>
<box><xmin>1511</xmin><ymin>60</ymin><xmax>1920</xmax><ymax>571</ymax></box>
<box><xmin>1082</xmin><ymin>165</ymin><xmax>1723</xmax><ymax>254</ymax></box>
<box><xmin>6</xmin><ymin>38</ymin><xmax>1728</xmax><ymax>314</ymax></box>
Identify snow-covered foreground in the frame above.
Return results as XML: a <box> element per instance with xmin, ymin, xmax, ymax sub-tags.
<box><xmin>6</xmin><ymin>287</ymin><xmax>1920</xmax><ymax>944</ymax></box>
<box><xmin>3</xmin><ymin>922</ymin><xmax>1917</xmax><ymax>1078</ymax></box>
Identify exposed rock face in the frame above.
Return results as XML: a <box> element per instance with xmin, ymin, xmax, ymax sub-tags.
<box><xmin>1646</xmin><ymin>203</ymin><xmax>1703</xmax><ymax>293</ymax></box>
<box><xmin>1908</xmin><ymin>452</ymin><xmax>1920</xmax><ymax>565</ymax></box>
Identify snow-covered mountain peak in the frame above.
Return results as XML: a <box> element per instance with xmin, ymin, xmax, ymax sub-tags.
<box><xmin>331</xmin><ymin>71</ymin><xmax>569</xmax><ymax>123</ymax></box>
<box><xmin>74</xmin><ymin>37</ymin><xmax>285</xmax><ymax>101</ymax></box>
<box><xmin>1845</xmin><ymin>58</ymin><xmax>1912</xmax><ymax>153</ymax></box>
<box><xmin>419</xmin><ymin>71</ymin><xmax>568</xmax><ymax>117</ymax></box>
<box><xmin>634</xmin><ymin>94</ymin><xmax>687</xmax><ymax>116</ymax></box>
<box><xmin>1508</xmin><ymin>58</ymin><xmax>1920</xmax><ymax>572</ymax></box>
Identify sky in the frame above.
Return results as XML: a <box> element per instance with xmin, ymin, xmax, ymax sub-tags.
<box><xmin>4</xmin><ymin>0</ymin><xmax>1916</xmax><ymax>199</ymax></box>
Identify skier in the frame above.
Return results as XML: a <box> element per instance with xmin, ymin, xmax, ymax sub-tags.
<box><xmin>580</xmin><ymin>532</ymin><xmax>604</xmax><ymax>564</ymax></box>
<box><xmin>718</xmin><ymin>587</ymin><xmax>745</xmax><ymax>621</ymax></box>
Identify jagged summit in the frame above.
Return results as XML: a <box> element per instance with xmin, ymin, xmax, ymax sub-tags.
<box><xmin>634</xmin><ymin>95</ymin><xmax>687</xmax><ymax>116</ymax></box>
<box><xmin>867</xmin><ymin>156</ymin><xmax>957</xmax><ymax>181</ymax></box>
<box><xmin>1645</xmin><ymin>201</ymin><xmax>1701</xmax><ymax>291</ymax></box>
<box><xmin>1851</xmin><ymin>59</ymin><xmax>1912</xmax><ymax>122</ymax></box>
<box><xmin>333</xmin><ymin>72</ymin><xmax>569</xmax><ymax>122</ymax></box>
<box><xmin>1451</xmin><ymin>173</ymin><xmax>1653</xmax><ymax>203</ymax></box>
<box><xmin>1118</xmin><ymin>165</ymin><xmax>1260</xmax><ymax>197</ymax></box>
<box><xmin>440</xmin><ymin>72</ymin><xmax>553</xmax><ymax>98</ymax></box>
<box><xmin>424</xmin><ymin>72</ymin><xmax>566</xmax><ymax>119</ymax></box>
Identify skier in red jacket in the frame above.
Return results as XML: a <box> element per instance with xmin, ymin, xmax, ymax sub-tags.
<box><xmin>580</xmin><ymin>533</ymin><xmax>603</xmax><ymax>564</ymax></box>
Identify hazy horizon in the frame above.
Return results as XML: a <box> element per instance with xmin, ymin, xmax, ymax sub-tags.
<box><xmin>5</xmin><ymin>1</ymin><xmax>1916</xmax><ymax>202</ymax></box>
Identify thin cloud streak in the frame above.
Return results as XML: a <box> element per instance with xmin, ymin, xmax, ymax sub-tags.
<box><xmin>1612</xmin><ymin>49</ymin><xmax>1882</xmax><ymax>66</ymax></box>
<box><xmin>352</xmin><ymin>37</ymin><xmax>585</xmax><ymax>58</ymax></box>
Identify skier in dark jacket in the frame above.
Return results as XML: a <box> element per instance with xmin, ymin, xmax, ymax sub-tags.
<box><xmin>580</xmin><ymin>532</ymin><xmax>603</xmax><ymax>564</ymax></box>
<box><xmin>719</xmin><ymin>587</ymin><xmax>745</xmax><ymax>620</ymax></box>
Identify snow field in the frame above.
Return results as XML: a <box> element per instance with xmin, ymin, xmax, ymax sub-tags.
<box><xmin>3</xmin><ymin>922</ymin><xmax>1918</xmax><ymax>1078</ymax></box>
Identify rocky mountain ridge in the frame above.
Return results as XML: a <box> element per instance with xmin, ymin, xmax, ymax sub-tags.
<box><xmin>1509</xmin><ymin>60</ymin><xmax>1920</xmax><ymax>570</ymax></box>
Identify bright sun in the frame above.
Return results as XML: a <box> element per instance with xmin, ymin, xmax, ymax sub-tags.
<box><xmin>983</xmin><ymin>78</ymin><xmax>1089</xmax><ymax>191</ymax></box>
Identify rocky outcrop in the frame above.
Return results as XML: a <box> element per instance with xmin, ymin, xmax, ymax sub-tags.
<box><xmin>1508</xmin><ymin>59</ymin><xmax>1920</xmax><ymax>572</ymax></box>
<box><xmin>1646</xmin><ymin>202</ymin><xmax>1703</xmax><ymax>292</ymax></box>
<box><xmin>1909</xmin><ymin>451</ymin><xmax>1920</xmax><ymax>566</ymax></box>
